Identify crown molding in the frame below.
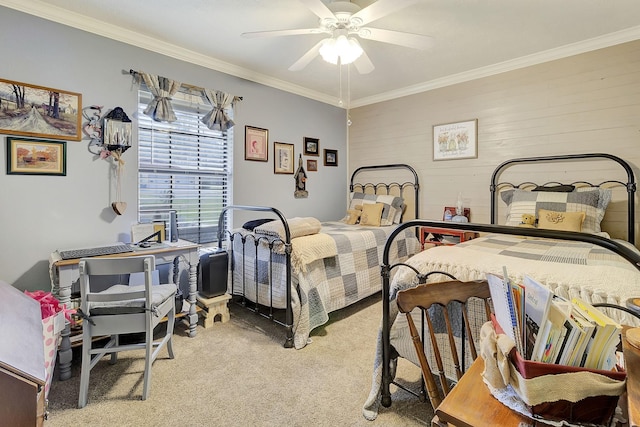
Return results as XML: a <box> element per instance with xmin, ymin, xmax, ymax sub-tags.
<box><xmin>0</xmin><ymin>0</ymin><xmax>340</xmax><ymax>106</ymax></box>
<box><xmin>350</xmin><ymin>25</ymin><xmax>640</xmax><ymax>108</ymax></box>
<box><xmin>3</xmin><ymin>0</ymin><xmax>639</xmax><ymax>109</ymax></box>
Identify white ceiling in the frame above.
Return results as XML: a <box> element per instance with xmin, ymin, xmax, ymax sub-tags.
<box><xmin>3</xmin><ymin>0</ymin><xmax>640</xmax><ymax>108</ymax></box>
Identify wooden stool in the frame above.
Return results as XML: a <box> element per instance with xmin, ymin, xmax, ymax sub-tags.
<box><xmin>196</xmin><ymin>293</ymin><xmax>231</xmax><ymax>328</ymax></box>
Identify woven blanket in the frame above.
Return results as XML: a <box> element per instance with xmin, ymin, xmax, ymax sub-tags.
<box><xmin>254</xmin><ymin>216</ymin><xmax>321</xmax><ymax>239</ymax></box>
<box><xmin>290</xmin><ymin>233</ymin><xmax>337</xmax><ymax>274</ymax></box>
<box><xmin>231</xmin><ymin>221</ymin><xmax>421</xmax><ymax>349</ymax></box>
<box><xmin>363</xmin><ymin>234</ymin><xmax>640</xmax><ymax>420</ymax></box>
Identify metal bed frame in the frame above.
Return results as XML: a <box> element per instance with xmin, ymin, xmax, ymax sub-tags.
<box><xmin>216</xmin><ymin>163</ymin><xmax>420</xmax><ymax>348</ymax></box>
<box><xmin>378</xmin><ymin>153</ymin><xmax>639</xmax><ymax>407</ymax></box>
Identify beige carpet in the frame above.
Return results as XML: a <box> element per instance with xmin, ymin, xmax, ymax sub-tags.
<box><xmin>45</xmin><ymin>294</ymin><xmax>434</xmax><ymax>426</ymax></box>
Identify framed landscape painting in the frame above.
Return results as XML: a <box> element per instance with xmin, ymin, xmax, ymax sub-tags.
<box><xmin>0</xmin><ymin>78</ymin><xmax>82</xmax><ymax>141</ymax></box>
<box><xmin>6</xmin><ymin>137</ymin><xmax>66</xmax><ymax>176</ymax></box>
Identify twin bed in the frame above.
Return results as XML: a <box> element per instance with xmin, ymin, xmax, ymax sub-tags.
<box><xmin>363</xmin><ymin>153</ymin><xmax>640</xmax><ymax>419</ymax></box>
<box><xmin>216</xmin><ymin>164</ymin><xmax>422</xmax><ymax>349</ymax></box>
<box><xmin>215</xmin><ymin>153</ymin><xmax>640</xmax><ymax>422</ymax></box>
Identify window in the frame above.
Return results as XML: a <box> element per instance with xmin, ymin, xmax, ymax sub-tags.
<box><xmin>137</xmin><ymin>89</ymin><xmax>232</xmax><ymax>244</ymax></box>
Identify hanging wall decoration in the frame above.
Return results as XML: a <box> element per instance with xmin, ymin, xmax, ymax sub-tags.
<box><xmin>294</xmin><ymin>154</ymin><xmax>308</xmax><ymax>199</ymax></box>
<box><xmin>103</xmin><ymin>107</ymin><xmax>132</xmax><ymax>215</ymax></box>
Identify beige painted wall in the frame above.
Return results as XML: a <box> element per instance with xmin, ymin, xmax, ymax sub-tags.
<box><xmin>348</xmin><ymin>40</ymin><xmax>640</xmax><ymax>242</ymax></box>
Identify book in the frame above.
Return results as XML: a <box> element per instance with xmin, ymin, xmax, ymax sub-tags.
<box><xmin>565</xmin><ymin>307</ymin><xmax>595</xmax><ymax>367</ymax></box>
<box><xmin>486</xmin><ymin>269</ymin><xmax>524</xmax><ymax>356</ymax></box>
<box><xmin>571</xmin><ymin>297</ymin><xmax>622</xmax><ymax>370</ymax></box>
<box><xmin>538</xmin><ymin>299</ymin><xmax>569</xmax><ymax>364</ymax></box>
<box><xmin>522</xmin><ymin>275</ymin><xmax>553</xmax><ymax>360</ymax></box>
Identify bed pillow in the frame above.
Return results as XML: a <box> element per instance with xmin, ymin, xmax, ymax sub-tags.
<box><xmin>242</xmin><ymin>218</ymin><xmax>275</xmax><ymax>231</ymax></box>
<box><xmin>348</xmin><ymin>193</ymin><xmax>404</xmax><ymax>226</ymax></box>
<box><xmin>576</xmin><ymin>187</ymin><xmax>612</xmax><ymax>234</ymax></box>
<box><xmin>502</xmin><ymin>188</ymin><xmax>601</xmax><ymax>234</ymax></box>
<box><xmin>537</xmin><ymin>209</ymin><xmax>586</xmax><ymax>232</ymax></box>
<box><xmin>359</xmin><ymin>203</ymin><xmax>384</xmax><ymax>227</ymax></box>
<box><xmin>533</xmin><ymin>184</ymin><xmax>575</xmax><ymax>192</ymax></box>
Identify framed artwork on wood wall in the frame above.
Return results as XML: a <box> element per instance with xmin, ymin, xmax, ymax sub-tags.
<box><xmin>245</xmin><ymin>125</ymin><xmax>268</xmax><ymax>161</ymax></box>
<box><xmin>433</xmin><ymin>119</ymin><xmax>477</xmax><ymax>161</ymax></box>
<box><xmin>0</xmin><ymin>78</ymin><xmax>82</xmax><ymax>141</ymax></box>
<box><xmin>6</xmin><ymin>137</ymin><xmax>66</xmax><ymax>176</ymax></box>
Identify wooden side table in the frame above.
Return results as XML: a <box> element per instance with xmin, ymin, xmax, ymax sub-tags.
<box><xmin>420</xmin><ymin>226</ymin><xmax>478</xmax><ymax>250</ymax></box>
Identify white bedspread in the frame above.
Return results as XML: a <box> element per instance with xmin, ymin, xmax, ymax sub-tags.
<box><xmin>363</xmin><ymin>235</ymin><xmax>640</xmax><ymax>420</ymax></box>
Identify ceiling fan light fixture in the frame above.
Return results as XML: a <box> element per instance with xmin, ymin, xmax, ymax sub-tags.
<box><xmin>319</xmin><ymin>35</ymin><xmax>363</xmax><ymax>65</ymax></box>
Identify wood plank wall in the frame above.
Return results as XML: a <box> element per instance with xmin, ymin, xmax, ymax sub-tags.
<box><xmin>348</xmin><ymin>40</ymin><xmax>640</xmax><ymax>242</ymax></box>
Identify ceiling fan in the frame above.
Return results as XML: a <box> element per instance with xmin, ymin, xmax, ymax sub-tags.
<box><xmin>241</xmin><ymin>0</ymin><xmax>434</xmax><ymax>75</ymax></box>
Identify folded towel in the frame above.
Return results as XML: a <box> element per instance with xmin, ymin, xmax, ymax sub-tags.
<box><xmin>254</xmin><ymin>217</ymin><xmax>321</xmax><ymax>240</ymax></box>
<box><xmin>291</xmin><ymin>233</ymin><xmax>338</xmax><ymax>273</ymax></box>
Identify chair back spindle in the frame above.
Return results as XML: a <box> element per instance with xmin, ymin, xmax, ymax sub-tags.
<box><xmin>396</xmin><ymin>280</ymin><xmax>491</xmax><ymax>411</ymax></box>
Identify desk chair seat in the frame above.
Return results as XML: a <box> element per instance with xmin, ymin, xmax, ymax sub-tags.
<box><xmin>396</xmin><ymin>280</ymin><xmax>491</xmax><ymax>416</ymax></box>
<box><xmin>78</xmin><ymin>255</ymin><xmax>177</xmax><ymax>408</ymax></box>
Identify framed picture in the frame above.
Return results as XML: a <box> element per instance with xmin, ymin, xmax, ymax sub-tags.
<box><xmin>274</xmin><ymin>142</ymin><xmax>294</xmax><ymax>174</ymax></box>
<box><xmin>306</xmin><ymin>159</ymin><xmax>318</xmax><ymax>172</ymax></box>
<box><xmin>433</xmin><ymin>119</ymin><xmax>478</xmax><ymax>161</ymax></box>
<box><xmin>443</xmin><ymin>206</ymin><xmax>470</xmax><ymax>221</ymax></box>
<box><xmin>0</xmin><ymin>78</ymin><xmax>82</xmax><ymax>141</ymax></box>
<box><xmin>303</xmin><ymin>137</ymin><xmax>319</xmax><ymax>156</ymax></box>
<box><xmin>6</xmin><ymin>137</ymin><xmax>66</xmax><ymax>176</ymax></box>
<box><xmin>324</xmin><ymin>149</ymin><xmax>338</xmax><ymax>167</ymax></box>
<box><xmin>245</xmin><ymin>125</ymin><xmax>268</xmax><ymax>161</ymax></box>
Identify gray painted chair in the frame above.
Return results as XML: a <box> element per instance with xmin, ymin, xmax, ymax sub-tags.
<box><xmin>77</xmin><ymin>255</ymin><xmax>177</xmax><ymax>408</ymax></box>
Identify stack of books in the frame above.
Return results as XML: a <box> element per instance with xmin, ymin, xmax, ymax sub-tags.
<box><xmin>487</xmin><ymin>270</ymin><xmax>622</xmax><ymax>370</ymax></box>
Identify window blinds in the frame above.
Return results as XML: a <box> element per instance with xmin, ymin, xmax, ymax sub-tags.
<box><xmin>137</xmin><ymin>90</ymin><xmax>232</xmax><ymax>244</ymax></box>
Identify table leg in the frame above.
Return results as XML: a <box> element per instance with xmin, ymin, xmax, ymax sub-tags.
<box><xmin>56</xmin><ymin>267</ymin><xmax>74</xmax><ymax>381</ymax></box>
<box><xmin>186</xmin><ymin>249</ymin><xmax>199</xmax><ymax>337</ymax></box>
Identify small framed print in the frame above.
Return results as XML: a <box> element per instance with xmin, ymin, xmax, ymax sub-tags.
<box><xmin>274</xmin><ymin>142</ymin><xmax>294</xmax><ymax>174</ymax></box>
<box><xmin>324</xmin><ymin>149</ymin><xmax>338</xmax><ymax>167</ymax></box>
<box><xmin>433</xmin><ymin>119</ymin><xmax>478</xmax><ymax>161</ymax></box>
<box><xmin>306</xmin><ymin>159</ymin><xmax>318</xmax><ymax>172</ymax></box>
<box><xmin>6</xmin><ymin>137</ymin><xmax>66</xmax><ymax>176</ymax></box>
<box><xmin>245</xmin><ymin>125</ymin><xmax>268</xmax><ymax>162</ymax></box>
<box><xmin>303</xmin><ymin>137</ymin><xmax>319</xmax><ymax>156</ymax></box>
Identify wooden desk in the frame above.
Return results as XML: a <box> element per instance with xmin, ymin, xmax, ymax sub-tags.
<box><xmin>49</xmin><ymin>240</ymin><xmax>200</xmax><ymax>380</ymax></box>
<box><xmin>623</xmin><ymin>329</ymin><xmax>640</xmax><ymax>427</ymax></box>
<box><xmin>420</xmin><ymin>226</ymin><xmax>478</xmax><ymax>250</ymax></box>
<box><xmin>435</xmin><ymin>358</ymin><xmax>531</xmax><ymax>427</ymax></box>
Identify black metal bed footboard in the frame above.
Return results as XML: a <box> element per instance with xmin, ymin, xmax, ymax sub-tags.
<box><xmin>379</xmin><ymin>220</ymin><xmax>640</xmax><ymax>408</ymax></box>
<box><xmin>217</xmin><ymin>205</ymin><xmax>294</xmax><ymax>348</ymax></box>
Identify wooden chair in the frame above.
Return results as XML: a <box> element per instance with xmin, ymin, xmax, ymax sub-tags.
<box><xmin>395</xmin><ymin>280</ymin><xmax>492</xmax><ymax>414</ymax></box>
<box><xmin>77</xmin><ymin>255</ymin><xmax>177</xmax><ymax>408</ymax></box>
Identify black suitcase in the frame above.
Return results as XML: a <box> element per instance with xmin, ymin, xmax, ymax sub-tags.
<box><xmin>198</xmin><ymin>249</ymin><xmax>228</xmax><ymax>298</ymax></box>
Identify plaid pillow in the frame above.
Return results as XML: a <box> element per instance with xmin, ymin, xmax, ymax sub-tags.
<box><xmin>349</xmin><ymin>193</ymin><xmax>404</xmax><ymax>226</ymax></box>
<box><xmin>501</xmin><ymin>188</ymin><xmax>603</xmax><ymax>234</ymax></box>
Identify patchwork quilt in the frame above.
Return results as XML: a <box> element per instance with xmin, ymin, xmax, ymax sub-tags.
<box><xmin>230</xmin><ymin>221</ymin><xmax>421</xmax><ymax>349</ymax></box>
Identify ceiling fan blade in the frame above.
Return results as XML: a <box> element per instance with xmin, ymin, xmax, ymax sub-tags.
<box><xmin>242</xmin><ymin>28</ymin><xmax>324</xmax><ymax>38</ymax></box>
<box><xmin>357</xmin><ymin>27</ymin><xmax>434</xmax><ymax>50</ymax></box>
<box><xmin>297</xmin><ymin>0</ymin><xmax>335</xmax><ymax>21</ymax></box>
<box><xmin>353</xmin><ymin>50</ymin><xmax>375</xmax><ymax>75</ymax></box>
<box><xmin>351</xmin><ymin>0</ymin><xmax>421</xmax><ymax>26</ymax></box>
<box><xmin>288</xmin><ymin>40</ymin><xmax>324</xmax><ymax>71</ymax></box>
